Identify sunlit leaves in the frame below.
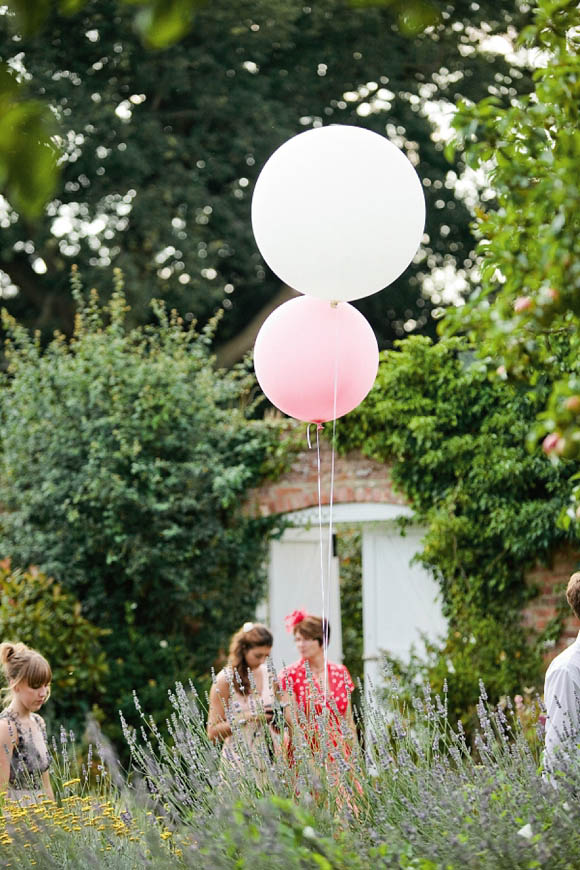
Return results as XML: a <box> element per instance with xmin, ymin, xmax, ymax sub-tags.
<box><xmin>441</xmin><ymin>0</ymin><xmax>580</xmax><ymax>521</ymax></box>
<box><xmin>131</xmin><ymin>0</ymin><xmax>200</xmax><ymax>48</ymax></box>
<box><xmin>4</xmin><ymin>0</ymin><xmax>201</xmax><ymax>45</ymax></box>
<box><xmin>0</xmin><ymin>65</ymin><xmax>59</xmax><ymax>217</ymax></box>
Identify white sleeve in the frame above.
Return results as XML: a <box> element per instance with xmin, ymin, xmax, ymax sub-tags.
<box><xmin>544</xmin><ymin>666</ymin><xmax>580</xmax><ymax>772</ymax></box>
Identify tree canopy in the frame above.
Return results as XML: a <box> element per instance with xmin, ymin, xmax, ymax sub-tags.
<box><xmin>0</xmin><ymin>0</ymin><xmax>534</xmax><ymax>359</ymax></box>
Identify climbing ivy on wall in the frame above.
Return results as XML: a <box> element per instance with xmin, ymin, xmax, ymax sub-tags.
<box><xmin>336</xmin><ymin>335</ymin><xmax>580</xmax><ymax>721</ymax></box>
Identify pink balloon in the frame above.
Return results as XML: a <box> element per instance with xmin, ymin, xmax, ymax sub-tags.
<box><xmin>254</xmin><ymin>296</ymin><xmax>379</xmax><ymax>423</ymax></box>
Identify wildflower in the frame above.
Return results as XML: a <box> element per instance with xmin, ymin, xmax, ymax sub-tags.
<box><xmin>513</xmin><ymin>296</ymin><xmax>533</xmax><ymax>313</ymax></box>
<box><xmin>517</xmin><ymin>823</ymin><xmax>533</xmax><ymax>840</ymax></box>
<box><xmin>61</xmin><ymin>778</ymin><xmax>81</xmax><ymax>788</ymax></box>
<box><xmin>302</xmin><ymin>826</ymin><xmax>317</xmax><ymax>840</ymax></box>
<box><xmin>542</xmin><ymin>433</ymin><xmax>560</xmax><ymax>454</ymax></box>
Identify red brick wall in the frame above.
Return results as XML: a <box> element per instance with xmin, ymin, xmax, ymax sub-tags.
<box><xmin>245</xmin><ymin>441</ymin><xmax>407</xmax><ymax>517</ymax></box>
<box><xmin>246</xmin><ymin>443</ymin><xmax>580</xmax><ymax>659</ymax></box>
<box><xmin>522</xmin><ymin>544</ymin><xmax>580</xmax><ymax>660</ymax></box>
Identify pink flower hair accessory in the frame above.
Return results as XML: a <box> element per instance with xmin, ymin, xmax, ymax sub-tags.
<box><xmin>285</xmin><ymin>608</ymin><xmax>308</xmax><ymax>633</ymax></box>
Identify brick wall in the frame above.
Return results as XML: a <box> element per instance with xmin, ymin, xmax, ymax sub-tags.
<box><xmin>522</xmin><ymin>544</ymin><xmax>580</xmax><ymax>660</ymax></box>
<box><xmin>246</xmin><ymin>442</ymin><xmax>580</xmax><ymax>658</ymax></box>
<box><xmin>245</xmin><ymin>440</ymin><xmax>407</xmax><ymax>517</ymax></box>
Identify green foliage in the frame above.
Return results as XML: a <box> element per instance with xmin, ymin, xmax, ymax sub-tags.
<box><xmin>4</xmin><ymin>0</ymin><xmax>202</xmax><ymax>46</ymax></box>
<box><xmin>0</xmin><ymin>558</ymin><xmax>109</xmax><ymax>733</ymax></box>
<box><xmin>443</xmin><ymin>0</ymin><xmax>580</xmax><ymax>522</ymax></box>
<box><xmin>336</xmin><ymin>527</ymin><xmax>363</xmax><ymax>701</ymax></box>
<box><xmin>0</xmin><ymin>273</ymin><xmax>287</xmax><ymax>740</ymax></box>
<box><xmin>0</xmin><ymin>64</ymin><xmax>59</xmax><ymax>218</ymax></box>
<box><xmin>386</xmin><ymin>606</ymin><xmax>546</xmax><ymax>735</ymax></box>
<box><xmin>0</xmin><ymin>0</ymin><xmax>534</xmax><ymax>358</ymax></box>
<box><xmin>0</xmin><ymin>0</ymin><xmax>204</xmax><ymax>216</ymax></box>
<box><xmin>336</xmin><ymin>335</ymin><xmax>579</xmax><ymax>718</ymax></box>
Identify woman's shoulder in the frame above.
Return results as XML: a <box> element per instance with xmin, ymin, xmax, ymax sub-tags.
<box><xmin>0</xmin><ymin>710</ymin><xmax>17</xmax><ymax>742</ymax></box>
<box><xmin>213</xmin><ymin>667</ymin><xmax>232</xmax><ymax>687</ymax></box>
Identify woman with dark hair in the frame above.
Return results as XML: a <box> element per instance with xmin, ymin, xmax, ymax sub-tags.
<box><xmin>207</xmin><ymin>622</ymin><xmax>285</xmax><ymax>770</ymax></box>
<box><xmin>278</xmin><ymin>609</ymin><xmax>357</xmax><ymax>752</ymax></box>
<box><xmin>0</xmin><ymin>641</ymin><xmax>54</xmax><ymax>802</ymax></box>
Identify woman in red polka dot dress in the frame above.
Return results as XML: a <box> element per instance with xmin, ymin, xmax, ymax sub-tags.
<box><xmin>277</xmin><ymin>610</ymin><xmax>357</xmax><ymax>763</ymax></box>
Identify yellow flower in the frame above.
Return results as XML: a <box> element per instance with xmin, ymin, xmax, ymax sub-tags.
<box><xmin>160</xmin><ymin>830</ymin><xmax>173</xmax><ymax>840</ymax></box>
<box><xmin>61</xmin><ymin>778</ymin><xmax>81</xmax><ymax>788</ymax></box>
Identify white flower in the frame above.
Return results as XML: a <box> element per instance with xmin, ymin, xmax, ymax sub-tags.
<box><xmin>302</xmin><ymin>826</ymin><xmax>316</xmax><ymax>840</ymax></box>
<box><xmin>517</xmin><ymin>823</ymin><xmax>533</xmax><ymax>840</ymax></box>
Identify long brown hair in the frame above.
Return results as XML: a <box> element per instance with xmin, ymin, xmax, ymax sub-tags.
<box><xmin>227</xmin><ymin>623</ymin><xmax>273</xmax><ymax>695</ymax></box>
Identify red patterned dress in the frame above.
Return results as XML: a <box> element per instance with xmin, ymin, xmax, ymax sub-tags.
<box><xmin>277</xmin><ymin>659</ymin><xmax>355</xmax><ymax>760</ymax></box>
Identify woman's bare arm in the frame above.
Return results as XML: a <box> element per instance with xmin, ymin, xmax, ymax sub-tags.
<box><xmin>207</xmin><ymin>673</ymin><xmax>232</xmax><ymax>742</ymax></box>
<box><xmin>0</xmin><ymin>719</ymin><xmax>15</xmax><ymax>792</ymax></box>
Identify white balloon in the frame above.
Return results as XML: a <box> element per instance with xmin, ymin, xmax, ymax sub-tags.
<box><xmin>251</xmin><ymin>125</ymin><xmax>426</xmax><ymax>302</ymax></box>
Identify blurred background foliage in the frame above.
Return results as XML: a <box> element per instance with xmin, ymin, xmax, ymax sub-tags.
<box><xmin>0</xmin><ymin>0</ymin><xmax>534</xmax><ymax>360</ymax></box>
<box><xmin>336</xmin><ymin>527</ymin><xmax>363</xmax><ymax>712</ymax></box>
<box><xmin>0</xmin><ymin>558</ymin><xmax>110</xmax><ymax>734</ymax></box>
<box><xmin>0</xmin><ymin>275</ymin><xmax>290</xmax><ymax>742</ymax></box>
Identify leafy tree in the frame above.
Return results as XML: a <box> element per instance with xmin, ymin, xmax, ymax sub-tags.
<box><xmin>5</xmin><ymin>0</ymin><xmax>202</xmax><ymax>48</ymax></box>
<box><xmin>0</xmin><ymin>0</ymin><xmax>206</xmax><ymax>218</ymax></box>
<box><xmin>0</xmin><ymin>0</ymin><xmax>534</xmax><ymax>359</ymax></box>
<box><xmin>336</xmin><ymin>335</ymin><xmax>579</xmax><ymax>721</ymax></box>
<box><xmin>0</xmin><ymin>272</ymin><xmax>287</xmax><ymax>738</ymax></box>
<box><xmin>0</xmin><ymin>558</ymin><xmax>109</xmax><ymax>733</ymax></box>
<box><xmin>443</xmin><ymin>0</ymin><xmax>580</xmax><ymax>524</ymax></box>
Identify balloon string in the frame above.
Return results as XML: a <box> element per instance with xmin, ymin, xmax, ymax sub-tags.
<box><xmin>314</xmin><ymin>424</ymin><xmax>328</xmax><ymax>703</ymax></box>
<box><xmin>324</xmin><ymin>313</ymin><xmax>339</xmax><ymax>701</ymax></box>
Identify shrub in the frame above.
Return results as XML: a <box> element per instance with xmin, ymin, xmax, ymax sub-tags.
<box><xmin>0</xmin><ymin>558</ymin><xmax>109</xmax><ymax>734</ymax></box>
<box><xmin>336</xmin><ymin>335</ymin><xmax>579</xmax><ymax>720</ymax></box>
<box><xmin>0</xmin><ymin>272</ymin><xmax>288</xmax><ymax>741</ymax></box>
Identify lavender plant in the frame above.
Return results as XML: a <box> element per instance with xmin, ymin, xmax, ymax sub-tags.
<box><xmin>4</xmin><ymin>670</ymin><xmax>580</xmax><ymax>868</ymax></box>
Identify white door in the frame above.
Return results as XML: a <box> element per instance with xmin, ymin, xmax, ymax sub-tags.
<box><xmin>265</xmin><ymin>526</ymin><xmax>342</xmax><ymax>672</ymax></box>
<box><xmin>362</xmin><ymin>522</ymin><xmax>446</xmax><ymax>689</ymax></box>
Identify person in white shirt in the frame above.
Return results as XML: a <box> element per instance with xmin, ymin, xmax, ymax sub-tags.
<box><xmin>544</xmin><ymin>571</ymin><xmax>580</xmax><ymax>775</ymax></box>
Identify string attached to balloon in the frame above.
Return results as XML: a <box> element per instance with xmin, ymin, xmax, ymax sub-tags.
<box><xmin>251</xmin><ymin>123</ymin><xmax>426</xmax><ymax>714</ymax></box>
<box><xmin>323</xmin><ymin>325</ymin><xmax>340</xmax><ymax>701</ymax></box>
<box><xmin>314</xmin><ymin>423</ymin><xmax>327</xmax><ymax>699</ymax></box>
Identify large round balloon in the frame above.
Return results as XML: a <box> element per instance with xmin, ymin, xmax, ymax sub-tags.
<box><xmin>251</xmin><ymin>125</ymin><xmax>425</xmax><ymax>302</ymax></box>
<box><xmin>253</xmin><ymin>296</ymin><xmax>379</xmax><ymax>423</ymax></box>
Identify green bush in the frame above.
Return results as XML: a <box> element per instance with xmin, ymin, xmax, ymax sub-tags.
<box><xmin>337</xmin><ymin>527</ymin><xmax>363</xmax><ymax>711</ymax></box>
<box><xmin>336</xmin><ymin>335</ymin><xmax>579</xmax><ymax>720</ymax></box>
<box><xmin>0</xmin><ymin>272</ymin><xmax>288</xmax><ymax>741</ymax></box>
<box><xmin>0</xmin><ymin>559</ymin><xmax>109</xmax><ymax>734</ymax></box>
